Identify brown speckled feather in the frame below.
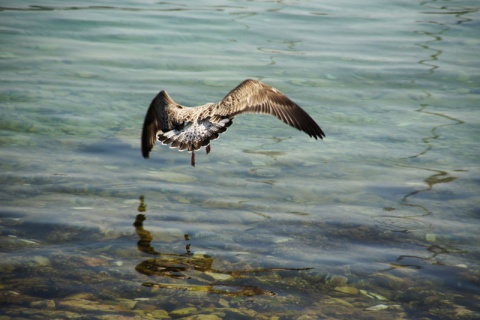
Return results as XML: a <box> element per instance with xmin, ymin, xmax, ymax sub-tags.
<box><xmin>214</xmin><ymin>79</ymin><xmax>325</xmax><ymax>139</ymax></box>
<box><xmin>141</xmin><ymin>79</ymin><xmax>325</xmax><ymax>166</ymax></box>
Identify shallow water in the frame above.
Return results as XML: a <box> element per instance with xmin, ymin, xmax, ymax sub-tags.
<box><xmin>1</xmin><ymin>0</ymin><xmax>479</xmax><ymax>319</ymax></box>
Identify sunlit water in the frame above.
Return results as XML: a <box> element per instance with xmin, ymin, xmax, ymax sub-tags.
<box><xmin>1</xmin><ymin>1</ymin><xmax>479</xmax><ymax>319</ymax></box>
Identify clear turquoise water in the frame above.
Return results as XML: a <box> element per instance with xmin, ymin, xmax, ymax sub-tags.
<box><xmin>1</xmin><ymin>0</ymin><xmax>479</xmax><ymax>318</ymax></box>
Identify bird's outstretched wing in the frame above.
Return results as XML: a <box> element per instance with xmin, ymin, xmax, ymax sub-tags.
<box><xmin>215</xmin><ymin>79</ymin><xmax>325</xmax><ymax>139</ymax></box>
<box><xmin>141</xmin><ymin>90</ymin><xmax>186</xmax><ymax>158</ymax></box>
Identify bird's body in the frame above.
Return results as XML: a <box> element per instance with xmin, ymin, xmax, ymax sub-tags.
<box><xmin>141</xmin><ymin>79</ymin><xmax>325</xmax><ymax>166</ymax></box>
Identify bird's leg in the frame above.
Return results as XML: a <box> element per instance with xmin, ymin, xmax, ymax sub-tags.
<box><xmin>206</xmin><ymin>144</ymin><xmax>211</xmax><ymax>155</ymax></box>
<box><xmin>191</xmin><ymin>150</ymin><xmax>195</xmax><ymax>167</ymax></box>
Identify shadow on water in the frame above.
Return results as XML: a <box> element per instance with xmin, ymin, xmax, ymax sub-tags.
<box><xmin>376</xmin><ymin>166</ymin><xmax>458</xmax><ymax>231</ymax></box>
<box><xmin>1</xmin><ymin>194</ymin><xmax>479</xmax><ymax>318</ymax></box>
<box><xmin>127</xmin><ymin>195</ymin><xmax>480</xmax><ymax>318</ymax></box>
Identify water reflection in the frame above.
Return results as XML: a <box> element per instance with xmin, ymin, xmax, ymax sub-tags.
<box><xmin>404</xmin><ymin>104</ymin><xmax>464</xmax><ymax>160</ymax></box>
<box><xmin>133</xmin><ymin>195</ymin><xmax>312</xmax><ymax>296</ymax></box>
<box><xmin>420</xmin><ymin>2</ymin><xmax>479</xmax><ymax>25</ymax></box>
<box><xmin>408</xmin><ymin>1</ymin><xmax>466</xmax><ymax>160</ymax></box>
<box><xmin>377</xmin><ymin>243</ymin><xmax>467</xmax><ymax>272</ymax></box>
<box><xmin>134</xmin><ymin>213</ymin><xmax>160</xmax><ymax>255</ymax></box>
<box><xmin>375</xmin><ymin>166</ymin><xmax>459</xmax><ymax>234</ymax></box>
<box><xmin>373</xmin><ymin>0</ymin><xmax>467</xmax><ymax>234</ymax></box>
<box><xmin>395</xmin><ymin>243</ymin><xmax>466</xmax><ymax>268</ymax></box>
<box><xmin>402</xmin><ymin>167</ymin><xmax>456</xmax><ymax>216</ymax></box>
<box><xmin>0</xmin><ymin>4</ymin><xmax>190</xmax><ymax>12</ymax></box>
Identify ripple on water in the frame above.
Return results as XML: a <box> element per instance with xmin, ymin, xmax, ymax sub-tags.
<box><xmin>1</xmin><ymin>0</ymin><xmax>479</xmax><ymax>318</ymax></box>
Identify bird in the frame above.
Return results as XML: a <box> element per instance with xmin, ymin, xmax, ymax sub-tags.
<box><xmin>141</xmin><ymin>79</ymin><xmax>325</xmax><ymax>167</ymax></box>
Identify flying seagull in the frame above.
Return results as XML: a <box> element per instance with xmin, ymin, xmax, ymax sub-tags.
<box><xmin>141</xmin><ymin>79</ymin><xmax>325</xmax><ymax>166</ymax></box>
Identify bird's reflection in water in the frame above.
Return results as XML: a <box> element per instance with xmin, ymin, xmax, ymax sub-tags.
<box><xmin>133</xmin><ymin>195</ymin><xmax>311</xmax><ymax>296</ymax></box>
<box><xmin>134</xmin><ymin>196</ymin><xmax>191</xmax><ymax>259</ymax></box>
<box><xmin>134</xmin><ymin>213</ymin><xmax>159</xmax><ymax>255</ymax></box>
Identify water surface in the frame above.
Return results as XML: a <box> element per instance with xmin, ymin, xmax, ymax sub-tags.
<box><xmin>1</xmin><ymin>0</ymin><xmax>479</xmax><ymax>319</ymax></box>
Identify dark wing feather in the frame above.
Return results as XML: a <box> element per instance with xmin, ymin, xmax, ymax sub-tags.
<box><xmin>216</xmin><ymin>79</ymin><xmax>325</xmax><ymax>139</ymax></box>
<box><xmin>141</xmin><ymin>90</ymin><xmax>184</xmax><ymax>158</ymax></box>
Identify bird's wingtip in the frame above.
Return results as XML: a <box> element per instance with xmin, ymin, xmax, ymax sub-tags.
<box><xmin>141</xmin><ymin>145</ymin><xmax>151</xmax><ymax>159</ymax></box>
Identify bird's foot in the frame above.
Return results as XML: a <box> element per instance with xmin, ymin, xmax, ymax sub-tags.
<box><xmin>206</xmin><ymin>144</ymin><xmax>211</xmax><ymax>155</ymax></box>
<box><xmin>191</xmin><ymin>151</ymin><xmax>195</xmax><ymax>167</ymax></box>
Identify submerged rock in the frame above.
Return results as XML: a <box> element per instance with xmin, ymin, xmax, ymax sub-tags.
<box><xmin>334</xmin><ymin>286</ymin><xmax>359</xmax><ymax>295</ymax></box>
<box><xmin>170</xmin><ymin>306</ymin><xmax>197</xmax><ymax>316</ymax></box>
<box><xmin>365</xmin><ymin>304</ymin><xmax>389</xmax><ymax>311</ymax></box>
